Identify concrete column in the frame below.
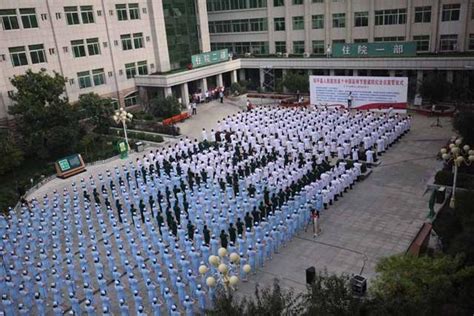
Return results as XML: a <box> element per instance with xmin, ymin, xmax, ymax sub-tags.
<box><xmin>325</xmin><ymin>0</ymin><xmax>331</xmax><ymax>48</ymax></box>
<box><xmin>238</xmin><ymin>69</ymin><xmax>246</xmax><ymax>81</ymax></box>
<box><xmin>446</xmin><ymin>70</ymin><xmax>454</xmax><ymax>83</ymax></box>
<box><xmin>164</xmin><ymin>87</ymin><xmax>172</xmax><ymax>97</ymax></box>
<box><xmin>389</xmin><ymin>70</ymin><xmax>396</xmax><ymax>77</ymax></box>
<box><xmin>284</xmin><ymin>0</ymin><xmax>291</xmax><ymax>54</ymax></box>
<box><xmin>282</xmin><ymin>69</ymin><xmax>289</xmax><ymax>93</ymax></box>
<box><xmin>458</xmin><ymin>1</ymin><xmax>470</xmax><ymax>51</ymax></box>
<box><xmin>353</xmin><ymin>69</ymin><xmax>359</xmax><ymax>76</ymax></box>
<box><xmin>416</xmin><ymin>70</ymin><xmax>423</xmax><ymax>93</ymax></box>
<box><xmin>217</xmin><ymin>74</ymin><xmax>223</xmax><ymax>87</ymax></box>
<box><xmin>405</xmin><ymin>0</ymin><xmax>413</xmax><ymax>42</ymax></box>
<box><xmin>346</xmin><ymin>0</ymin><xmax>353</xmax><ymax>43</ymax></box>
<box><xmin>267</xmin><ymin>2</ymin><xmax>275</xmax><ymax>54</ymax></box>
<box><xmin>431</xmin><ymin>0</ymin><xmax>440</xmax><ymax>53</ymax></box>
<box><xmin>196</xmin><ymin>0</ymin><xmax>211</xmax><ymax>52</ymax></box>
<box><xmin>259</xmin><ymin>68</ymin><xmax>265</xmax><ymax>88</ymax></box>
<box><xmin>180</xmin><ymin>83</ymin><xmax>189</xmax><ymax>106</ymax></box>
<box><xmin>201</xmin><ymin>78</ymin><xmax>208</xmax><ymax>92</ymax></box>
<box><xmin>329</xmin><ymin>69</ymin><xmax>335</xmax><ymax>76</ymax></box>
<box><xmin>368</xmin><ymin>0</ymin><xmax>375</xmax><ymax>42</ymax></box>
<box><xmin>231</xmin><ymin>70</ymin><xmax>238</xmax><ymax>83</ymax></box>
<box><xmin>138</xmin><ymin>86</ymin><xmax>148</xmax><ymax>104</ymax></box>
<box><xmin>304</xmin><ymin>0</ymin><xmax>312</xmax><ymax>54</ymax></box>
<box><xmin>148</xmin><ymin>0</ymin><xmax>171</xmax><ymax>72</ymax></box>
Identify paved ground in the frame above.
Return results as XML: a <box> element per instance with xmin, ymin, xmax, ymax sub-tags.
<box><xmin>27</xmin><ymin>99</ymin><xmax>453</xmax><ymax>299</ymax></box>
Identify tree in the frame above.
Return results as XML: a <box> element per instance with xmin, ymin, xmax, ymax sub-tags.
<box><xmin>453</xmin><ymin>111</ymin><xmax>474</xmax><ymax>145</ymax></box>
<box><xmin>77</xmin><ymin>93</ymin><xmax>114</xmax><ymax>134</ymax></box>
<box><xmin>282</xmin><ymin>72</ymin><xmax>309</xmax><ymax>93</ymax></box>
<box><xmin>370</xmin><ymin>254</ymin><xmax>474</xmax><ymax>315</ymax></box>
<box><xmin>147</xmin><ymin>96</ymin><xmax>182</xmax><ymax>119</ymax></box>
<box><xmin>0</xmin><ymin>131</ymin><xmax>24</xmax><ymax>176</ymax></box>
<box><xmin>302</xmin><ymin>270</ymin><xmax>365</xmax><ymax>316</ymax></box>
<box><xmin>8</xmin><ymin>69</ymin><xmax>79</xmax><ymax>159</ymax></box>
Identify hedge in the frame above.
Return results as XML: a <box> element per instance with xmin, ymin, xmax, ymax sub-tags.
<box><xmin>434</xmin><ymin>170</ymin><xmax>474</xmax><ymax>190</ymax></box>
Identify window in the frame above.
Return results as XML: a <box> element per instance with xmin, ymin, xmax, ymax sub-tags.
<box><xmin>414</xmin><ymin>6</ymin><xmax>431</xmax><ymax>23</ymax></box>
<box><xmin>121</xmin><ymin>34</ymin><xmax>133</xmax><ymax>50</ymax></box>
<box><xmin>125</xmin><ymin>62</ymin><xmax>136</xmax><ymax>79</ymax></box>
<box><xmin>332</xmin><ymin>13</ymin><xmax>345</xmax><ymax>28</ymax></box>
<box><xmin>0</xmin><ymin>9</ymin><xmax>19</xmax><ymax>30</ymax></box>
<box><xmin>20</xmin><ymin>8</ymin><xmax>38</xmax><ymax>29</ymax></box>
<box><xmin>413</xmin><ymin>35</ymin><xmax>430</xmax><ymax>52</ymax></box>
<box><xmin>354</xmin><ymin>11</ymin><xmax>368</xmax><ymax>27</ymax></box>
<box><xmin>87</xmin><ymin>38</ymin><xmax>100</xmax><ymax>55</ymax></box>
<box><xmin>125</xmin><ymin>92</ymin><xmax>138</xmax><ymax>107</ymax></box>
<box><xmin>439</xmin><ymin>34</ymin><xmax>458</xmax><ymax>51</ymax></box>
<box><xmin>354</xmin><ymin>38</ymin><xmax>368</xmax><ymax>43</ymax></box>
<box><xmin>71</xmin><ymin>40</ymin><xmax>86</xmax><ymax>57</ymax></box>
<box><xmin>9</xmin><ymin>46</ymin><xmax>28</xmax><ymax>67</ymax></box>
<box><xmin>92</xmin><ymin>68</ymin><xmax>105</xmax><ymax>86</ymax></box>
<box><xmin>116</xmin><ymin>4</ymin><xmax>128</xmax><ymax>21</ymax></box>
<box><xmin>250</xmin><ymin>18</ymin><xmax>267</xmax><ymax>31</ymax></box>
<box><xmin>249</xmin><ymin>0</ymin><xmax>267</xmax><ymax>8</ymax></box>
<box><xmin>292</xmin><ymin>16</ymin><xmax>304</xmax><ymax>30</ymax></box>
<box><xmin>293</xmin><ymin>41</ymin><xmax>305</xmax><ymax>54</ymax></box>
<box><xmin>275</xmin><ymin>41</ymin><xmax>286</xmax><ymax>53</ymax></box>
<box><xmin>137</xmin><ymin>61</ymin><xmax>148</xmax><ymax>75</ymax></box>
<box><xmin>332</xmin><ymin>39</ymin><xmax>345</xmax><ymax>45</ymax></box>
<box><xmin>312</xmin><ymin>40</ymin><xmax>325</xmax><ymax>54</ymax></box>
<box><xmin>374</xmin><ymin>36</ymin><xmax>405</xmax><ymax>42</ymax></box>
<box><xmin>78</xmin><ymin>71</ymin><xmax>92</xmax><ymax>89</ymax></box>
<box><xmin>312</xmin><ymin>0</ymin><xmax>324</xmax><ymax>3</ymax></box>
<box><xmin>133</xmin><ymin>33</ymin><xmax>144</xmax><ymax>48</ymax></box>
<box><xmin>65</xmin><ymin>6</ymin><xmax>80</xmax><ymax>25</ymax></box>
<box><xmin>442</xmin><ymin>4</ymin><xmax>460</xmax><ymax>21</ymax></box>
<box><xmin>274</xmin><ymin>17</ymin><xmax>285</xmax><ymax>31</ymax></box>
<box><xmin>29</xmin><ymin>44</ymin><xmax>46</xmax><ymax>64</ymax></box>
<box><xmin>293</xmin><ymin>0</ymin><xmax>303</xmax><ymax>4</ymax></box>
<box><xmin>312</xmin><ymin>15</ymin><xmax>324</xmax><ymax>29</ymax></box>
<box><xmin>468</xmin><ymin>34</ymin><xmax>474</xmax><ymax>50</ymax></box>
<box><xmin>129</xmin><ymin>4</ymin><xmax>140</xmax><ymax>20</ymax></box>
<box><xmin>274</xmin><ymin>0</ymin><xmax>284</xmax><ymax>6</ymax></box>
<box><xmin>80</xmin><ymin>6</ymin><xmax>94</xmax><ymax>24</ymax></box>
<box><xmin>111</xmin><ymin>99</ymin><xmax>119</xmax><ymax>109</ymax></box>
<box><xmin>375</xmin><ymin>9</ymin><xmax>406</xmax><ymax>25</ymax></box>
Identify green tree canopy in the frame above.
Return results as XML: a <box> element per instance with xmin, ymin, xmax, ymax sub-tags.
<box><xmin>8</xmin><ymin>69</ymin><xmax>79</xmax><ymax>159</ymax></box>
<box><xmin>146</xmin><ymin>96</ymin><xmax>182</xmax><ymax>119</ymax></box>
<box><xmin>419</xmin><ymin>73</ymin><xmax>451</xmax><ymax>103</ymax></box>
<box><xmin>77</xmin><ymin>92</ymin><xmax>114</xmax><ymax>134</ymax></box>
<box><xmin>282</xmin><ymin>72</ymin><xmax>309</xmax><ymax>93</ymax></box>
<box><xmin>370</xmin><ymin>254</ymin><xmax>474</xmax><ymax>315</ymax></box>
<box><xmin>0</xmin><ymin>130</ymin><xmax>24</xmax><ymax>176</ymax></box>
<box><xmin>453</xmin><ymin>111</ymin><xmax>474</xmax><ymax>145</ymax></box>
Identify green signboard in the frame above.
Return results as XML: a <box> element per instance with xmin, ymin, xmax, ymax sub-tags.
<box><xmin>56</xmin><ymin>154</ymin><xmax>82</xmax><ymax>172</ymax></box>
<box><xmin>191</xmin><ymin>49</ymin><xmax>229</xmax><ymax>68</ymax></box>
<box><xmin>118</xmin><ymin>141</ymin><xmax>128</xmax><ymax>159</ymax></box>
<box><xmin>332</xmin><ymin>42</ymin><xmax>417</xmax><ymax>58</ymax></box>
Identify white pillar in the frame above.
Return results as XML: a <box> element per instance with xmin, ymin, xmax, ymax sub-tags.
<box><xmin>181</xmin><ymin>83</ymin><xmax>189</xmax><ymax>106</ymax></box>
<box><xmin>217</xmin><ymin>74</ymin><xmax>223</xmax><ymax>87</ymax></box>
<box><xmin>164</xmin><ymin>87</ymin><xmax>172</xmax><ymax>97</ymax></box>
<box><xmin>239</xmin><ymin>69</ymin><xmax>245</xmax><ymax>81</ymax></box>
<box><xmin>231</xmin><ymin>70</ymin><xmax>238</xmax><ymax>83</ymax></box>
<box><xmin>416</xmin><ymin>70</ymin><xmax>423</xmax><ymax>93</ymax></box>
<box><xmin>353</xmin><ymin>69</ymin><xmax>359</xmax><ymax>76</ymax></box>
<box><xmin>201</xmin><ymin>78</ymin><xmax>208</xmax><ymax>92</ymax></box>
<box><xmin>389</xmin><ymin>70</ymin><xmax>396</xmax><ymax>77</ymax></box>
<box><xmin>446</xmin><ymin>70</ymin><xmax>454</xmax><ymax>83</ymax></box>
<box><xmin>259</xmin><ymin>68</ymin><xmax>265</xmax><ymax>88</ymax></box>
<box><xmin>329</xmin><ymin>69</ymin><xmax>335</xmax><ymax>76</ymax></box>
<box><xmin>282</xmin><ymin>69</ymin><xmax>289</xmax><ymax>93</ymax></box>
<box><xmin>196</xmin><ymin>0</ymin><xmax>211</xmax><ymax>52</ymax></box>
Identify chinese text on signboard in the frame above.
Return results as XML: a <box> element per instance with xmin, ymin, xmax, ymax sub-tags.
<box><xmin>191</xmin><ymin>49</ymin><xmax>229</xmax><ymax>68</ymax></box>
<box><xmin>332</xmin><ymin>42</ymin><xmax>416</xmax><ymax>58</ymax></box>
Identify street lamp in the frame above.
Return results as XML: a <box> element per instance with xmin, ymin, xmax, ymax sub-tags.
<box><xmin>199</xmin><ymin>247</ymin><xmax>251</xmax><ymax>295</ymax></box>
<box><xmin>440</xmin><ymin>138</ymin><xmax>474</xmax><ymax>208</ymax></box>
<box><xmin>113</xmin><ymin>107</ymin><xmax>133</xmax><ymax>151</ymax></box>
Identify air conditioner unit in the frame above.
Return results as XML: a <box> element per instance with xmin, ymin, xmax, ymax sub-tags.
<box><xmin>244</xmin><ymin>52</ymin><xmax>252</xmax><ymax>57</ymax></box>
<box><xmin>304</xmin><ymin>52</ymin><xmax>311</xmax><ymax>58</ymax></box>
<box><xmin>283</xmin><ymin>53</ymin><xmax>289</xmax><ymax>58</ymax></box>
<box><xmin>276</xmin><ymin>52</ymin><xmax>283</xmax><ymax>57</ymax></box>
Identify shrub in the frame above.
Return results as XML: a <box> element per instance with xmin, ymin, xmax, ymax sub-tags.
<box><xmin>147</xmin><ymin>96</ymin><xmax>182</xmax><ymax>119</ymax></box>
<box><xmin>434</xmin><ymin>170</ymin><xmax>474</xmax><ymax>190</ymax></box>
<box><xmin>453</xmin><ymin>111</ymin><xmax>474</xmax><ymax>145</ymax></box>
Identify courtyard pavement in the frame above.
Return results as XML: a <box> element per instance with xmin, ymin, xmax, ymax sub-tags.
<box><xmin>26</xmin><ymin>98</ymin><xmax>453</xmax><ymax>301</ymax></box>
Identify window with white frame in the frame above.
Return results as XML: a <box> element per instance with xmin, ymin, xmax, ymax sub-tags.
<box><xmin>414</xmin><ymin>6</ymin><xmax>431</xmax><ymax>23</ymax></box>
<box><xmin>332</xmin><ymin>13</ymin><xmax>345</xmax><ymax>28</ymax></box>
<box><xmin>29</xmin><ymin>44</ymin><xmax>46</xmax><ymax>64</ymax></box>
<box><xmin>71</xmin><ymin>40</ymin><xmax>86</xmax><ymax>57</ymax></box>
<box><xmin>125</xmin><ymin>92</ymin><xmax>138</xmax><ymax>107</ymax></box>
<box><xmin>87</xmin><ymin>38</ymin><xmax>100</xmax><ymax>55</ymax></box>
<box><xmin>65</xmin><ymin>6</ymin><xmax>80</xmax><ymax>25</ymax></box>
<box><xmin>275</xmin><ymin>41</ymin><xmax>286</xmax><ymax>53</ymax></box>
<box><xmin>274</xmin><ymin>17</ymin><xmax>285</xmax><ymax>31</ymax></box>
<box><xmin>78</xmin><ymin>71</ymin><xmax>92</xmax><ymax>89</ymax></box>
<box><xmin>439</xmin><ymin>34</ymin><xmax>458</xmax><ymax>51</ymax></box>
<box><xmin>9</xmin><ymin>46</ymin><xmax>28</xmax><ymax>67</ymax></box>
<box><xmin>129</xmin><ymin>4</ymin><xmax>140</xmax><ymax>20</ymax></box>
<box><xmin>293</xmin><ymin>41</ymin><xmax>305</xmax><ymax>54</ymax></box>
<box><xmin>354</xmin><ymin>11</ymin><xmax>368</xmax><ymax>27</ymax></box>
<box><xmin>121</xmin><ymin>34</ymin><xmax>133</xmax><ymax>50</ymax></box>
<box><xmin>125</xmin><ymin>62</ymin><xmax>136</xmax><ymax>79</ymax></box>
<box><xmin>137</xmin><ymin>61</ymin><xmax>148</xmax><ymax>75</ymax></box>
<box><xmin>312</xmin><ymin>40</ymin><xmax>325</xmax><ymax>54</ymax></box>
<box><xmin>92</xmin><ymin>68</ymin><xmax>105</xmax><ymax>86</ymax></box>
<box><xmin>312</xmin><ymin>15</ymin><xmax>324</xmax><ymax>29</ymax></box>
<box><xmin>80</xmin><ymin>6</ymin><xmax>94</xmax><ymax>24</ymax></box>
<box><xmin>413</xmin><ymin>35</ymin><xmax>430</xmax><ymax>52</ymax></box>
<box><xmin>116</xmin><ymin>4</ymin><xmax>128</xmax><ymax>21</ymax></box>
<box><xmin>375</xmin><ymin>9</ymin><xmax>406</xmax><ymax>25</ymax></box>
<box><xmin>20</xmin><ymin>8</ymin><xmax>38</xmax><ymax>28</ymax></box>
<box><xmin>133</xmin><ymin>33</ymin><xmax>144</xmax><ymax>49</ymax></box>
<box><xmin>292</xmin><ymin>16</ymin><xmax>304</xmax><ymax>30</ymax></box>
<box><xmin>442</xmin><ymin>4</ymin><xmax>460</xmax><ymax>21</ymax></box>
<box><xmin>0</xmin><ymin>9</ymin><xmax>19</xmax><ymax>30</ymax></box>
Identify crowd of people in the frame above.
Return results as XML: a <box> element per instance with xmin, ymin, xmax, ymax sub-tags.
<box><xmin>0</xmin><ymin>106</ymin><xmax>410</xmax><ymax>315</ymax></box>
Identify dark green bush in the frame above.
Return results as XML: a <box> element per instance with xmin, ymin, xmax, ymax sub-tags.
<box><xmin>434</xmin><ymin>170</ymin><xmax>474</xmax><ymax>190</ymax></box>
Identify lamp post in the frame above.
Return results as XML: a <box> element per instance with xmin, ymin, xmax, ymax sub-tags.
<box><xmin>199</xmin><ymin>248</ymin><xmax>251</xmax><ymax>295</ymax></box>
<box><xmin>440</xmin><ymin>138</ymin><xmax>474</xmax><ymax>208</ymax></box>
<box><xmin>113</xmin><ymin>107</ymin><xmax>133</xmax><ymax>151</ymax></box>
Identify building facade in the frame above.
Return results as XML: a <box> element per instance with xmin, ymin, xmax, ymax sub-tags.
<box><xmin>1</xmin><ymin>0</ymin><xmax>474</xmax><ymax>123</ymax></box>
<box><xmin>0</xmin><ymin>0</ymin><xmax>211</xmax><ymax>122</ymax></box>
